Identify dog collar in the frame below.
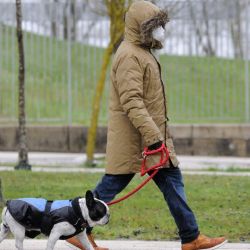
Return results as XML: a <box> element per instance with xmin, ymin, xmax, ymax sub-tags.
<box><xmin>71</xmin><ymin>197</ymin><xmax>89</xmax><ymax>228</ymax></box>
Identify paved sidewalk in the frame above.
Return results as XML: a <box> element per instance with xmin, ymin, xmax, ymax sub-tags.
<box><xmin>0</xmin><ymin>239</ymin><xmax>250</xmax><ymax>250</ymax></box>
<box><xmin>1</xmin><ymin>152</ymin><xmax>250</xmax><ymax>176</ymax></box>
<box><xmin>0</xmin><ymin>152</ymin><xmax>250</xmax><ymax>169</ymax></box>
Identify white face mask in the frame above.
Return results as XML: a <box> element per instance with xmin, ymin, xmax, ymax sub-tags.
<box><xmin>152</xmin><ymin>26</ymin><xmax>165</xmax><ymax>44</ymax></box>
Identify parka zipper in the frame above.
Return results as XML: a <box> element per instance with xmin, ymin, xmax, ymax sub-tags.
<box><xmin>150</xmin><ymin>52</ymin><xmax>167</xmax><ymax>143</ymax></box>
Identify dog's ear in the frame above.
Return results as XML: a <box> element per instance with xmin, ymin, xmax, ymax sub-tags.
<box><xmin>86</xmin><ymin>190</ymin><xmax>95</xmax><ymax>209</ymax></box>
<box><xmin>94</xmin><ymin>191</ymin><xmax>100</xmax><ymax>199</ymax></box>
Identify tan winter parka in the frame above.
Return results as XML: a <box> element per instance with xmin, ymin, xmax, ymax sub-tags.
<box><xmin>106</xmin><ymin>1</ymin><xmax>179</xmax><ymax>174</ymax></box>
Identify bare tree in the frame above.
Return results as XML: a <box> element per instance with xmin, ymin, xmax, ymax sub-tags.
<box><xmin>15</xmin><ymin>0</ymin><xmax>31</xmax><ymax>170</ymax></box>
<box><xmin>229</xmin><ymin>0</ymin><xmax>245</xmax><ymax>59</ymax></box>
<box><xmin>86</xmin><ymin>0</ymin><xmax>131</xmax><ymax>166</ymax></box>
<box><xmin>62</xmin><ymin>0</ymin><xmax>77</xmax><ymax>41</ymax></box>
<box><xmin>51</xmin><ymin>0</ymin><xmax>59</xmax><ymax>38</ymax></box>
<box><xmin>202</xmin><ymin>1</ymin><xmax>215</xmax><ymax>56</ymax></box>
<box><xmin>45</xmin><ymin>0</ymin><xmax>89</xmax><ymax>40</ymax></box>
<box><xmin>44</xmin><ymin>0</ymin><xmax>77</xmax><ymax>40</ymax></box>
<box><xmin>188</xmin><ymin>0</ymin><xmax>215</xmax><ymax>56</ymax></box>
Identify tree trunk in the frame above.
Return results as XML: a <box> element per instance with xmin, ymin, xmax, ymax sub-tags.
<box><xmin>70</xmin><ymin>0</ymin><xmax>76</xmax><ymax>42</ymax></box>
<box><xmin>63</xmin><ymin>0</ymin><xmax>76</xmax><ymax>41</ymax></box>
<box><xmin>52</xmin><ymin>21</ymin><xmax>57</xmax><ymax>38</ymax></box>
<box><xmin>51</xmin><ymin>0</ymin><xmax>58</xmax><ymax>38</ymax></box>
<box><xmin>63</xmin><ymin>3</ymin><xmax>68</xmax><ymax>40</ymax></box>
<box><xmin>230</xmin><ymin>1</ymin><xmax>243</xmax><ymax>59</ymax></box>
<box><xmin>86</xmin><ymin>44</ymin><xmax>113</xmax><ymax>165</ymax></box>
<box><xmin>188</xmin><ymin>0</ymin><xmax>215</xmax><ymax>56</ymax></box>
<box><xmin>86</xmin><ymin>0</ymin><xmax>128</xmax><ymax>165</ymax></box>
<box><xmin>15</xmin><ymin>0</ymin><xmax>31</xmax><ymax>170</ymax></box>
<box><xmin>202</xmin><ymin>2</ymin><xmax>215</xmax><ymax>56</ymax></box>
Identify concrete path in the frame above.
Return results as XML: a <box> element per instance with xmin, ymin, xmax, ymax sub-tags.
<box><xmin>1</xmin><ymin>152</ymin><xmax>250</xmax><ymax>169</ymax></box>
<box><xmin>1</xmin><ymin>152</ymin><xmax>250</xmax><ymax>176</ymax></box>
<box><xmin>0</xmin><ymin>239</ymin><xmax>250</xmax><ymax>250</ymax></box>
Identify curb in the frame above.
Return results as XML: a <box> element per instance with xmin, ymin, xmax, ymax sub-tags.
<box><xmin>0</xmin><ymin>240</ymin><xmax>250</xmax><ymax>250</ymax></box>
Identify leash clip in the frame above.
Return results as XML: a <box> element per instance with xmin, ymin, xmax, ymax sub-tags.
<box><xmin>142</xmin><ymin>151</ymin><xmax>147</xmax><ymax>159</ymax></box>
<box><xmin>141</xmin><ymin>143</ymin><xmax>169</xmax><ymax>176</ymax></box>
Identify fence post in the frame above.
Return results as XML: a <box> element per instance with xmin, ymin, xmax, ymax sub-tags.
<box><xmin>245</xmin><ymin>0</ymin><xmax>250</xmax><ymax>123</ymax></box>
<box><xmin>67</xmin><ymin>3</ymin><xmax>72</xmax><ymax>126</ymax></box>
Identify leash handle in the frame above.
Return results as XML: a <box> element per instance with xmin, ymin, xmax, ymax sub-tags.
<box><xmin>141</xmin><ymin>143</ymin><xmax>169</xmax><ymax>176</ymax></box>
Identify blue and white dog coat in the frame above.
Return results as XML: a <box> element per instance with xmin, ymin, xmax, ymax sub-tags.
<box><xmin>7</xmin><ymin>197</ymin><xmax>88</xmax><ymax>239</ymax></box>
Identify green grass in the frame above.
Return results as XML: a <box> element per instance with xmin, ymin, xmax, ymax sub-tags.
<box><xmin>0</xmin><ymin>25</ymin><xmax>249</xmax><ymax>125</ymax></box>
<box><xmin>161</xmin><ymin>55</ymin><xmax>248</xmax><ymax>123</ymax></box>
<box><xmin>0</xmin><ymin>171</ymin><xmax>249</xmax><ymax>242</ymax></box>
<box><xmin>206</xmin><ymin>167</ymin><xmax>250</xmax><ymax>172</ymax></box>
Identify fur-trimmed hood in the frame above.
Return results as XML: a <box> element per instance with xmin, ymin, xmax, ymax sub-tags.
<box><xmin>124</xmin><ymin>1</ymin><xmax>169</xmax><ymax>49</ymax></box>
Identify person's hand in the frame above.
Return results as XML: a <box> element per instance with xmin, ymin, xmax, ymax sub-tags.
<box><xmin>148</xmin><ymin>141</ymin><xmax>163</xmax><ymax>150</ymax></box>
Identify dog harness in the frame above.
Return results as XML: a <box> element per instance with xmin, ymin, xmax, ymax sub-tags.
<box><xmin>6</xmin><ymin>197</ymin><xmax>89</xmax><ymax>239</ymax></box>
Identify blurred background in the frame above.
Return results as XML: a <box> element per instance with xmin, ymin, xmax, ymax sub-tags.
<box><xmin>0</xmin><ymin>0</ymin><xmax>249</xmax><ymax>158</ymax></box>
<box><xmin>0</xmin><ymin>0</ymin><xmax>249</xmax><ymax>126</ymax></box>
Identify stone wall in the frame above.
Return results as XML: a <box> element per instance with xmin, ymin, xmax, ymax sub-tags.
<box><xmin>171</xmin><ymin>124</ymin><xmax>250</xmax><ymax>157</ymax></box>
<box><xmin>0</xmin><ymin>125</ymin><xmax>249</xmax><ymax>156</ymax></box>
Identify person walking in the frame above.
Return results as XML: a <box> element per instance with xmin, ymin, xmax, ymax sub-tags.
<box><xmin>67</xmin><ymin>1</ymin><xmax>227</xmax><ymax>250</ymax></box>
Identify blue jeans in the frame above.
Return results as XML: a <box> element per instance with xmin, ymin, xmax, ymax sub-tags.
<box><xmin>94</xmin><ymin>167</ymin><xmax>199</xmax><ymax>244</ymax></box>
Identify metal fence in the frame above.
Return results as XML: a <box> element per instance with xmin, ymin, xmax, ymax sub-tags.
<box><xmin>0</xmin><ymin>0</ymin><xmax>249</xmax><ymax>125</ymax></box>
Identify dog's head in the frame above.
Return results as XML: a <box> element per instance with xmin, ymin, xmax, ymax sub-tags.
<box><xmin>79</xmin><ymin>190</ymin><xmax>110</xmax><ymax>228</ymax></box>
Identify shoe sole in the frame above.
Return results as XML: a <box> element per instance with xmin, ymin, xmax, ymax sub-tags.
<box><xmin>200</xmin><ymin>240</ymin><xmax>228</xmax><ymax>250</ymax></box>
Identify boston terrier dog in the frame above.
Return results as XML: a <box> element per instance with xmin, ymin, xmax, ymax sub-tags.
<box><xmin>0</xmin><ymin>190</ymin><xmax>110</xmax><ymax>250</ymax></box>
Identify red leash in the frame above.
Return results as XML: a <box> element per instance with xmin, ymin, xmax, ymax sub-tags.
<box><xmin>107</xmin><ymin>143</ymin><xmax>169</xmax><ymax>206</ymax></box>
